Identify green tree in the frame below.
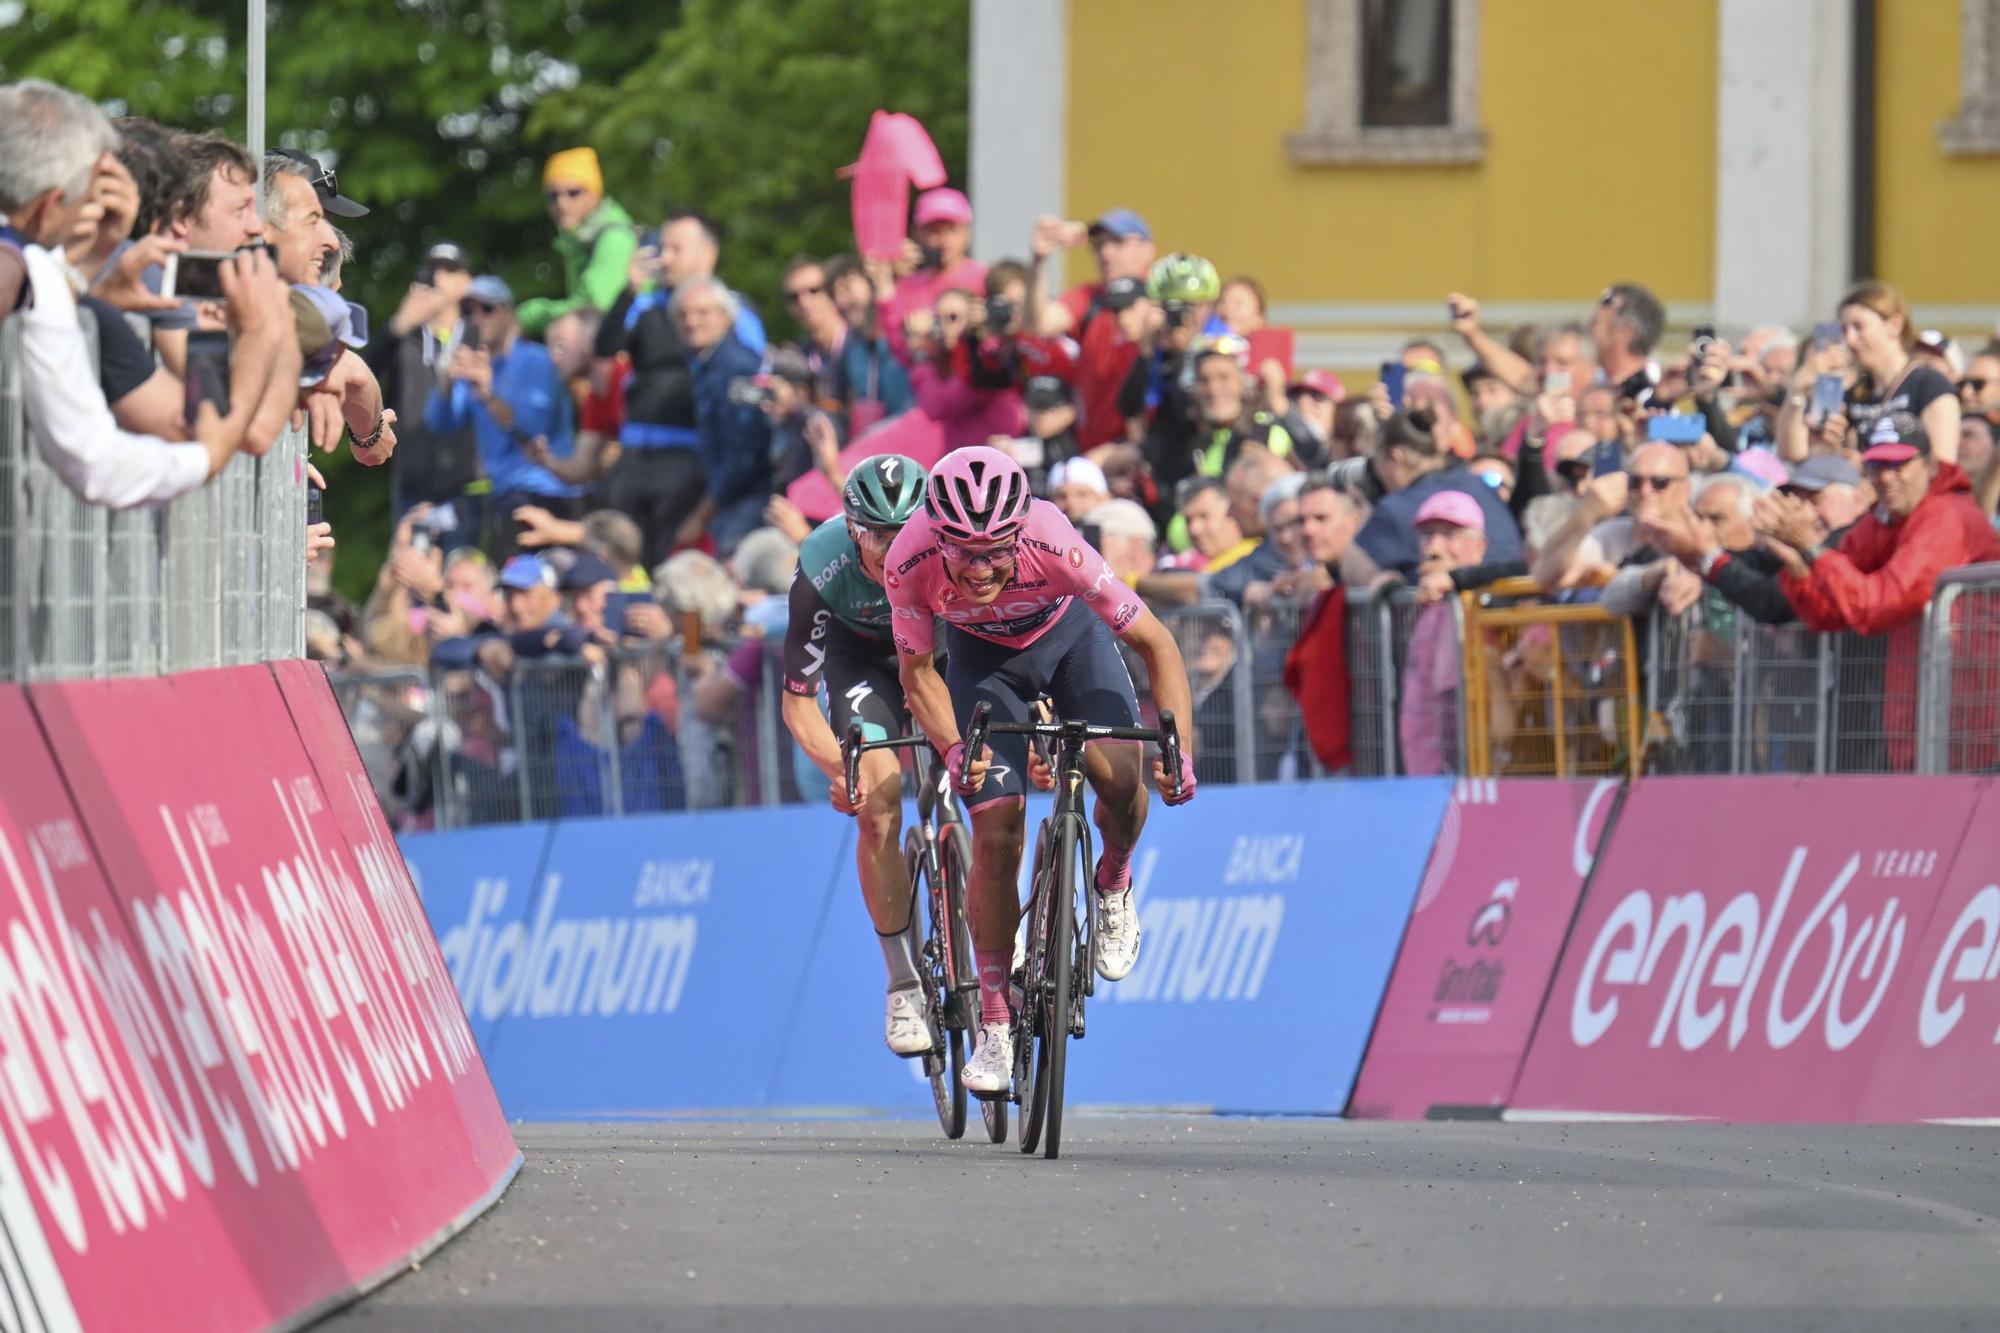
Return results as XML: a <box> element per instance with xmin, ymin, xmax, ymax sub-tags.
<box><xmin>2</xmin><ymin>0</ymin><xmax>971</xmax><ymax>601</ymax></box>
<box><xmin>532</xmin><ymin>0</ymin><xmax>970</xmax><ymax>338</ymax></box>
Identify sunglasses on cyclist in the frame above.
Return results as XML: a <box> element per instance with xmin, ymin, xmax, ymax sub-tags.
<box><xmin>937</xmin><ymin>538</ymin><xmax>1017</xmax><ymax>569</ymax></box>
<box><xmin>846</xmin><ymin>519</ymin><xmax>900</xmax><ymax>548</ymax></box>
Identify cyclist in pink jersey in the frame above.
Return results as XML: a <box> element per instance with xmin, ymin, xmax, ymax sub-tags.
<box><xmin>885</xmin><ymin>445</ymin><xmax>1197</xmax><ymax>1095</ymax></box>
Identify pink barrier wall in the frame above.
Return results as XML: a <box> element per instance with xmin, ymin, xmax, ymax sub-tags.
<box><xmin>0</xmin><ymin>665</ymin><xmax>517</xmax><ymax>1331</ymax></box>
<box><xmin>1349</xmin><ymin>779</ymin><xmax>1617</xmax><ymax>1119</ymax></box>
<box><xmin>1507</xmin><ymin>777</ymin><xmax>1988</xmax><ymax>1122</ymax></box>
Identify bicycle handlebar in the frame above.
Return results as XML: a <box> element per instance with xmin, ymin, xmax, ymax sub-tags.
<box><xmin>840</xmin><ymin>725</ymin><xmax>936</xmax><ymax>810</ymax></box>
<box><xmin>961</xmin><ymin>700</ymin><xmax>1185</xmax><ymax>802</ymax></box>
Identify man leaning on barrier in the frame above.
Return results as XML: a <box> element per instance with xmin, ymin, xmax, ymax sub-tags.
<box><xmin>1</xmin><ymin>80</ymin><xmax>304</xmax><ymax>508</ymax></box>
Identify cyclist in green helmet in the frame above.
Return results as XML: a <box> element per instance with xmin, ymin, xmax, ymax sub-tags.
<box><xmin>779</xmin><ymin>453</ymin><xmax>941</xmax><ymax>1056</ymax></box>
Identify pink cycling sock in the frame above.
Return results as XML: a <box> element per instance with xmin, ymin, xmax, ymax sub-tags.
<box><xmin>976</xmin><ymin>948</ymin><xmax>1013</xmax><ymax>1026</ymax></box>
<box><xmin>1095</xmin><ymin>832</ymin><xmax>1133</xmax><ymax>895</ymax></box>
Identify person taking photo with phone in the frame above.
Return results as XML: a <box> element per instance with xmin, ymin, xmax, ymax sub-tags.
<box><xmin>424</xmin><ymin>274</ymin><xmax>582</xmax><ymax>559</ymax></box>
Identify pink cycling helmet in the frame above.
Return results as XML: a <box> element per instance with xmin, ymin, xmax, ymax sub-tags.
<box><xmin>924</xmin><ymin>445</ymin><xmax>1032</xmax><ymax>545</ymax></box>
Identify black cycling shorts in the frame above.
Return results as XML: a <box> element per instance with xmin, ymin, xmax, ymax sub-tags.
<box><xmin>944</xmin><ymin>598</ymin><xmax>1141</xmax><ymax>811</ymax></box>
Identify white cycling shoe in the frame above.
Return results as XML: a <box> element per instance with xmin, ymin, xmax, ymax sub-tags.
<box><xmin>1095</xmin><ymin>886</ymin><xmax>1142</xmax><ymax>982</ymax></box>
<box><xmin>884</xmin><ymin>986</ymin><xmax>935</xmax><ymax>1056</ymax></box>
<box><xmin>962</xmin><ymin>1021</ymin><xmax>1014</xmax><ymax>1096</ymax></box>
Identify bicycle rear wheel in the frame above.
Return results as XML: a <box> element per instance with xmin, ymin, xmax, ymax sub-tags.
<box><xmin>912</xmin><ymin>836</ymin><xmax>966</xmax><ymax>1141</ymax></box>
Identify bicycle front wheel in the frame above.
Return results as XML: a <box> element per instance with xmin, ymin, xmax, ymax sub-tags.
<box><xmin>1039</xmin><ymin>816</ymin><xmax>1081</xmax><ymax>1160</ymax></box>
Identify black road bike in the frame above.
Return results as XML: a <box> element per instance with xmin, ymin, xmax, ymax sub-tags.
<box><xmin>960</xmin><ymin>701</ymin><xmax>1184</xmax><ymax>1160</ymax></box>
<box><xmin>842</xmin><ymin>725</ymin><xmax>1007</xmax><ymax>1143</ymax></box>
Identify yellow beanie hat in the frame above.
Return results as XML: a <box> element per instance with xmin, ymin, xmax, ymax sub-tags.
<box><xmin>543</xmin><ymin>147</ymin><xmax>604</xmax><ymax>197</ymax></box>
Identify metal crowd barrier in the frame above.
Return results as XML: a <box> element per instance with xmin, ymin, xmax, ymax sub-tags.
<box><xmin>0</xmin><ymin>312</ymin><xmax>306</xmax><ymax>681</ymax></box>
<box><xmin>329</xmin><ymin>564</ymin><xmax>2000</xmax><ymax>827</ymax></box>
<box><xmin>331</xmin><ymin>637</ymin><xmax>794</xmax><ymax>830</ymax></box>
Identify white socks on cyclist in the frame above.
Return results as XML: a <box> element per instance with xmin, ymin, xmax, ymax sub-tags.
<box><xmin>878</xmin><ymin>928</ymin><xmax>920</xmax><ymax>991</ymax></box>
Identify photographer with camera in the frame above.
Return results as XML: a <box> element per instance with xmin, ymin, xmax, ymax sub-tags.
<box><xmin>1030</xmin><ymin>209</ymin><xmax>1157</xmax><ymax>451</ymax></box>
<box><xmin>753</xmin><ymin>347</ymin><xmax>845</xmax><ymax>494</ymax></box>
<box><xmin>872</xmin><ymin>187</ymin><xmax>985</xmax><ymax>368</ymax></box>
<box><xmin>908</xmin><ymin>284</ymin><xmax>1027</xmax><ymax>451</ymax></box>
<box><xmin>424</xmin><ymin>274</ymin><xmax>581</xmax><ymax>561</ymax></box>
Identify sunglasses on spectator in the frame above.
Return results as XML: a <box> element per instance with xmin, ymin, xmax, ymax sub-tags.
<box><xmin>785</xmin><ymin>284</ymin><xmax>825</xmax><ymax>304</ymax></box>
<box><xmin>1963</xmin><ymin>378</ymin><xmax>1991</xmax><ymax>394</ymax></box>
<box><xmin>544</xmin><ymin>186</ymin><xmax>589</xmax><ymax>202</ymax></box>
<box><xmin>1555</xmin><ymin>459</ymin><xmax>1592</xmax><ymax>484</ymax></box>
<box><xmin>461</xmin><ymin>301</ymin><xmax>495</xmax><ymax>316</ymax></box>
<box><xmin>937</xmin><ymin>538</ymin><xmax>1017</xmax><ymax>569</ymax></box>
<box><xmin>1633</xmin><ymin>474</ymin><xmax>1684</xmax><ymax>492</ymax></box>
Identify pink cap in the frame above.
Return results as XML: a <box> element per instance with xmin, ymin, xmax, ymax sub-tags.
<box><xmin>1730</xmin><ymin>447</ymin><xmax>1790</xmax><ymax>489</ymax></box>
<box><xmin>1290</xmin><ymin>369</ymin><xmax>1347</xmax><ymax>403</ymax></box>
<box><xmin>913</xmin><ymin>187</ymin><xmax>972</xmax><ymax>227</ymax></box>
<box><xmin>1413</xmin><ymin>488</ymin><xmax>1486</xmax><ymax>533</ymax></box>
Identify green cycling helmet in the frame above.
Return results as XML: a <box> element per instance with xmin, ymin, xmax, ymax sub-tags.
<box><xmin>842</xmin><ymin>453</ymin><xmax>928</xmax><ymax>528</ymax></box>
<box><xmin>1146</xmin><ymin>252</ymin><xmax>1221</xmax><ymax>305</ymax></box>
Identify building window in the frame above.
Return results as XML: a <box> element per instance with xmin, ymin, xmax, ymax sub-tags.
<box><xmin>1362</xmin><ymin>0</ymin><xmax>1452</xmax><ymax>128</ymax></box>
<box><xmin>1941</xmin><ymin>0</ymin><xmax>2000</xmax><ymax>154</ymax></box>
<box><xmin>1289</xmin><ymin>0</ymin><xmax>1486</xmax><ymax>165</ymax></box>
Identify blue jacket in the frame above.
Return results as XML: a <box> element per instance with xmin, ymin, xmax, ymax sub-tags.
<box><xmin>1356</xmin><ymin>466</ymin><xmax>1524</xmax><ymax>579</ymax></box>
<box><xmin>691</xmin><ymin>337</ymin><xmax>773</xmax><ymax>506</ymax></box>
<box><xmin>422</xmin><ymin>337</ymin><xmax>580</xmax><ymax>497</ymax></box>
<box><xmin>836</xmin><ymin>330</ymin><xmax>914</xmax><ymax>422</ymax></box>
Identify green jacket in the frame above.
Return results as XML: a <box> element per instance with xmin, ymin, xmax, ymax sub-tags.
<box><xmin>517</xmin><ymin>196</ymin><xmax>640</xmax><ymax>336</ymax></box>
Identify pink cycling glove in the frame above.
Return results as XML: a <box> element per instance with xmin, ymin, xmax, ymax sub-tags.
<box><xmin>1161</xmin><ymin>750</ymin><xmax>1196</xmax><ymax>806</ymax></box>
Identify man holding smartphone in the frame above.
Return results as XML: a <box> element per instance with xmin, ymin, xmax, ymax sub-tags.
<box><xmin>424</xmin><ymin>275</ymin><xmax>582</xmax><ymax>559</ymax></box>
<box><xmin>366</xmin><ymin>242</ymin><xmax>483</xmax><ymax>531</ymax></box>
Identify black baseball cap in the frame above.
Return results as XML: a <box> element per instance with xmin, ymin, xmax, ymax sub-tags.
<box><xmin>422</xmin><ymin>241</ymin><xmax>470</xmax><ymax>273</ymax></box>
<box><xmin>271</xmin><ymin>148</ymin><xmax>368</xmax><ymax>218</ymax></box>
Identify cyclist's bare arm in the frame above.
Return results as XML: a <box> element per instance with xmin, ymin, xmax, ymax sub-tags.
<box><xmin>1119</xmin><ymin>607</ymin><xmax>1197</xmax><ymax>760</ymax></box>
<box><xmin>897</xmin><ymin>649</ymin><xmax>961</xmax><ymax>757</ymax></box>
<box><xmin>780</xmin><ymin>690</ymin><xmax>843</xmax><ymax>784</ymax></box>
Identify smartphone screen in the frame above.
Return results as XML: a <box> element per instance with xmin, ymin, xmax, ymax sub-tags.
<box><xmin>1591</xmin><ymin>439</ymin><xmax>1622</xmax><ymax>477</ymax></box>
<box><xmin>1645</xmin><ymin>413</ymin><xmax>1707</xmax><ymax>445</ymax></box>
<box><xmin>1545</xmin><ymin>370</ymin><xmax>1572</xmax><ymax>395</ymax></box>
<box><xmin>170</xmin><ymin>250</ymin><xmax>233</xmax><ymax>302</ymax></box>
<box><xmin>1379</xmin><ymin>361</ymin><xmax>1406</xmax><ymax>408</ymax></box>
<box><xmin>183</xmin><ymin>331</ymin><xmax>231</xmax><ymax>423</ymax></box>
<box><xmin>1811</xmin><ymin>374</ymin><xmax>1844</xmax><ymax>417</ymax></box>
<box><xmin>1812</xmin><ymin>321</ymin><xmax>1842</xmax><ymax>350</ymax></box>
<box><xmin>306</xmin><ymin>485</ymin><xmax>324</xmax><ymax>527</ymax></box>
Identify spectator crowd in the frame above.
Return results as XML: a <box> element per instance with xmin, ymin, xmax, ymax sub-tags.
<box><xmin>7</xmin><ymin>74</ymin><xmax>1999</xmax><ymax>825</ymax></box>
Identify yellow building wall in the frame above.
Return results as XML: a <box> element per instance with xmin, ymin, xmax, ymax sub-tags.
<box><xmin>1064</xmin><ymin>0</ymin><xmax>1717</xmax><ymax>310</ymax></box>
<box><xmin>1874</xmin><ymin>0</ymin><xmax>2000</xmax><ymax>307</ymax></box>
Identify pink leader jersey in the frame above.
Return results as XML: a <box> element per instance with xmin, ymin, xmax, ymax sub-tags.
<box><xmin>884</xmin><ymin>498</ymin><xmax>1147</xmax><ymax>654</ymax></box>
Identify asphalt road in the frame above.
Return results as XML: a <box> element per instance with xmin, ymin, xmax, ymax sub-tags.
<box><xmin>325</xmin><ymin>1118</ymin><xmax>2000</xmax><ymax>1332</ymax></box>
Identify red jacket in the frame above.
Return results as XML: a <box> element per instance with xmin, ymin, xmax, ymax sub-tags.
<box><xmin>1780</xmin><ymin>463</ymin><xmax>2000</xmax><ymax>770</ymax></box>
<box><xmin>1283</xmin><ymin>586</ymin><xmax>1352</xmax><ymax>771</ymax></box>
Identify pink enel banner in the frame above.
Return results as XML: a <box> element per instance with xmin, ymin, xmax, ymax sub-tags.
<box><xmin>19</xmin><ymin>666</ymin><xmax>517</xmax><ymax>1330</ymax></box>
<box><xmin>1857</xmin><ymin>778</ymin><xmax>2000</xmax><ymax>1121</ymax></box>
<box><xmin>1348</xmin><ymin>780</ymin><xmax>1618</xmax><ymax>1119</ymax></box>
<box><xmin>1509</xmin><ymin>776</ymin><xmax>1984</xmax><ymax>1122</ymax></box>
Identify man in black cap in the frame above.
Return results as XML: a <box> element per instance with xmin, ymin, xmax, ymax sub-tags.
<box><xmin>365</xmin><ymin>240</ymin><xmax>484</xmax><ymax>529</ymax></box>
